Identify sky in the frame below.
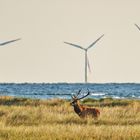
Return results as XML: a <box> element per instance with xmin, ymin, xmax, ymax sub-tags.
<box><xmin>0</xmin><ymin>0</ymin><xmax>140</xmax><ymax>83</ymax></box>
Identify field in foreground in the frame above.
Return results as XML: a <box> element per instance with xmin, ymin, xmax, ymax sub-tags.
<box><xmin>0</xmin><ymin>96</ymin><xmax>140</xmax><ymax>140</ymax></box>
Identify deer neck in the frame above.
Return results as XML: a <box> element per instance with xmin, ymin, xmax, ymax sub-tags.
<box><xmin>73</xmin><ymin>101</ymin><xmax>82</xmax><ymax>115</ymax></box>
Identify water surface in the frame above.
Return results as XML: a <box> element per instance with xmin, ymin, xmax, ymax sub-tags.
<box><xmin>0</xmin><ymin>83</ymin><xmax>140</xmax><ymax>99</ymax></box>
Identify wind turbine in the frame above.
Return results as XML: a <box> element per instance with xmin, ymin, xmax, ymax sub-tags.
<box><xmin>64</xmin><ymin>34</ymin><xmax>104</xmax><ymax>83</ymax></box>
<box><xmin>0</xmin><ymin>38</ymin><xmax>21</xmax><ymax>46</ymax></box>
<box><xmin>135</xmin><ymin>24</ymin><xmax>140</xmax><ymax>31</ymax></box>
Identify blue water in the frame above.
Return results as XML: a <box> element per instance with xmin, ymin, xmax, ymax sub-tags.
<box><xmin>0</xmin><ymin>83</ymin><xmax>140</xmax><ymax>99</ymax></box>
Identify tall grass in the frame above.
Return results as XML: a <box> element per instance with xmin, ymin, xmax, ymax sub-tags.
<box><xmin>0</xmin><ymin>96</ymin><xmax>140</xmax><ymax>140</ymax></box>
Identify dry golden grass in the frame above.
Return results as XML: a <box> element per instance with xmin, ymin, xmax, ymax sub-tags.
<box><xmin>0</xmin><ymin>96</ymin><xmax>140</xmax><ymax>140</ymax></box>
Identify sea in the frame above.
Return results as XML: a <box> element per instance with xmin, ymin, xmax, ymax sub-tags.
<box><xmin>0</xmin><ymin>83</ymin><xmax>140</xmax><ymax>100</ymax></box>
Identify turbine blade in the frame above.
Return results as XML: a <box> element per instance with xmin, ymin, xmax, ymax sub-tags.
<box><xmin>135</xmin><ymin>24</ymin><xmax>140</xmax><ymax>31</ymax></box>
<box><xmin>87</xmin><ymin>55</ymin><xmax>91</xmax><ymax>73</ymax></box>
<box><xmin>0</xmin><ymin>38</ymin><xmax>21</xmax><ymax>46</ymax></box>
<box><xmin>64</xmin><ymin>41</ymin><xmax>85</xmax><ymax>50</ymax></box>
<box><xmin>87</xmin><ymin>34</ymin><xmax>104</xmax><ymax>50</ymax></box>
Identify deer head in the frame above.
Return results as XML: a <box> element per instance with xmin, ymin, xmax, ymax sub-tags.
<box><xmin>71</xmin><ymin>89</ymin><xmax>90</xmax><ymax>106</ymax></box>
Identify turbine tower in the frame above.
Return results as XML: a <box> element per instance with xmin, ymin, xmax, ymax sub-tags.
<box><xmin>64</xmin><ymin>34</ymin><xmax>104</xmax><ymax>83</ymax></box>
<box><xmin>135</xmin><ymin>24</ymin><xmax>140</xmax><ymax>31</ymax></box>
<box><xmin>0</xmin><ymin>38</ymin><xmax>21</xmax><ymax>46</ymax></box>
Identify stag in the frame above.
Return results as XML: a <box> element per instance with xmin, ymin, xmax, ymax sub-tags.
<box><xmin>71</xmin><ymin>89</ymin><xmax>100</xmax><ymax>119</ymax></box>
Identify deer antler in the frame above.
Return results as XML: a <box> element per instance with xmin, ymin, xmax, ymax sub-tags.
<box><xmin>76</xmin><ymin>89</ymin><xmax>82</xmax><ymax>97</ymax></box>
<box><xmin>71</xmin><ymin>89</ymin><xmax>81</xmax><ymax>99</ymax></box>
<box><xmin>77</xmin><ymin>89</ymin><xmax>90</xmax><ymax>100</ymax></box>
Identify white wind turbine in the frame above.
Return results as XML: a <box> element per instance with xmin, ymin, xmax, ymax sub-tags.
<box><xmin>64</xmin><ymin>34</ymin><xmax>104</xmax><ymax>83</ymax></box>
<box><xmin>135</xmin><ymin>24</ymin><xmax>140</xmax><ymax>31</ymax></box>
<box><xmin>0</xmin><ymin>38</ymin><xmax>21</xmax><ymax>46</ymax></box>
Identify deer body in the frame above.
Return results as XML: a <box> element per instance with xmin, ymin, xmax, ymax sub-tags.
<box><xmin>71</xmin><ymin>90</ymin><xmax>100</xmax><ymax>119</ymax></box>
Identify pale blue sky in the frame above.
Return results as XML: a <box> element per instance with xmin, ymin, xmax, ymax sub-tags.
<box><xmin>0</xmin><ymin>0</ymin><xmax>140</xmax><ymax>83</ymax></box>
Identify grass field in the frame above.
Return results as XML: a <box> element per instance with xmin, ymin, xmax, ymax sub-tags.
<box><xmin>0</xmin><ymin>96</ymin><xmax>140</xmax><ymax>140</ymax></box>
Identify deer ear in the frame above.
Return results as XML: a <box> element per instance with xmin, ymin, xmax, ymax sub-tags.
<box><xmin>71</xmin><ymin>95</ymin><xmax>78</xmax><ymax>100</ymax></box>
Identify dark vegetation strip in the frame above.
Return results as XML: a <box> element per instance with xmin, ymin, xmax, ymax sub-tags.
<box><xmin>0</xmin><ymin>96</ymin><xmax>139</xmax><ymax>107</ymax></box>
